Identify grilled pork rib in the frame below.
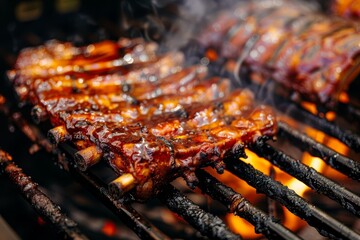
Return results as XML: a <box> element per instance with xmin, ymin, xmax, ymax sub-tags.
<box><xmin>199</xmin><ymin>0</ymin><xmax>360</xmax><ymax>106</ymax></box>
<box><xmin>63</xmin><ymin>90</ymin><xmax>276</xmax><ymax>199</ymax></box>
<box><xmin>332</xmin><ymin>0</ymin><xmax>360</xmax><ymax>20</ymax></box>
<box><xmin>10</xmin><ymin>38</ymin><xmax>277</xmax><ymax>200</ymax></box>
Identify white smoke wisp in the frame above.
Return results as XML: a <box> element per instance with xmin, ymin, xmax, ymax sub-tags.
<box><xmin>160</xmin><ymin>0</ymin><xmax>217</xmax><ymax>50</ymax></box>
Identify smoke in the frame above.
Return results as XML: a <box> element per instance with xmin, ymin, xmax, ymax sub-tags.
<box><xmin>143</xmin><ymin>0</ymin><xmax>238</xmax><ymax>51</ymax></box>
<box><xmin>160</xmin><ymin>0</ymin><xmax>213</xmax><ymax>50</ymax></box>
<box><xmin>156</xmin><ymin>0</ymin><xmax>319</xmax><ymax>51</ymax></box>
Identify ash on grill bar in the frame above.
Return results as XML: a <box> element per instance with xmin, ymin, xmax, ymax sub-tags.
<box><xmin>0</xmin><ymin>0</ymin><xmax>360</xmax><ymax>239</ymax></box>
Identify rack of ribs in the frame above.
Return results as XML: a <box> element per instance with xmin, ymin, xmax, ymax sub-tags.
<box><xmin>9</xmin><ymin>38</ymin><xmax>277</xmax><ymax>200</ymax></box>
<box><xmin>198</xmin><ymin>0</ymin><xmax>360</xmax><ymax>107</ymax></box>
<box><xmin>332</xmin><ymin>0</ymin><xmax>360</xmax><ymax>20</ymax></box>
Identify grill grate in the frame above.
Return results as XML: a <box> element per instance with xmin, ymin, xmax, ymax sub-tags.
<box><xmin>158</xmin><ymin>184</ymin><xmax>239</xmax><ymax>240</ymax></box>
<box><xmin>196</xmin><ymin>169</ymin><xmax>302</xmax><ymax>240</ymax></box>
<box><xmin>0</xmin><ymin>150</ymin><xmax>88</xmax><ymax>240</ymax></box>
<box><xmin>284</xmin><ymin>106</ymin><xmax>360</xmax><ymax>152</ymax></box>
<box><xmin>246</xmin><ymin>81</ymin><xmax>360</xmax><ymax>152</ymax></box>
<box><xmin>249</xmin><ymin>140</ymin><xmax>360</xmax><ymax>218</ymax></box>
<box><xmin>225</xmin><ymin>157</ymin><xmax>359</xmax><ymax>240</ymax></box>
<box><xmin>59</xmin><ymin>143</ymin><xmax>170</xmax><ymax>240</ymax></box>
<box><xmin>337</xmin><ymin>102</ymin><xmax>360</xmax><ymax>123</ymax></box>
<box><xmin>278</xmin><ymin>121</ymin><xmax>360</xmax><ymax>181</ymax></box>
<box><xmin>1</xmin><ymin>1</ymin><xmax>359</xmax><ymax>238</ymax></box>
<box><xmin>1</xmin><ymin>92</ymin><xmax>360</xmax><ymax>240</ymax></box>
<box><xmin>1</xmin><ymin>76</ymin><xmax>360</xmax><ymax>239</ymax></box>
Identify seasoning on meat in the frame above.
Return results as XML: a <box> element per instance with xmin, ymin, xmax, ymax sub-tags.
<box><xmin>332</xmin><ymin>0</ymin><xmax>360</xmax><ymax>20</ymax></box>
<box><xmin>10</xmin><ymin>38</ymin><xmax>277</xmax><ymax>200</ymax></box>
<box><xmin>199</xmin><ymin>0</ymin><xmax>360</xmax><ymax>106</ymax></box>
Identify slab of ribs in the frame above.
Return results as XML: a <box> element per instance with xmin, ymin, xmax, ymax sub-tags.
<box><xmin>8</xmin><ymin>38</ymin><xmax>277</xmax><ymax>200</ymax></box>
<box><xmin>198</xmin><ymin>0</ymin><xmax>360</xmax><ymax>107</ymax></box>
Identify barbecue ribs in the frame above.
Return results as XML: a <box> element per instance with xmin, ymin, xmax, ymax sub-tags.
<box><xmin>199</xmin><ymin>0</ymin><xmax>360</xmax><ymax>106</ymax></box>
<box><xmin>332</xmin><ymin>0</ymin><xmax>360</xmax><ymax>20</ymax></box>
<box><xmin>9</xmin><ymin>38</ymin><xmax>277</xmax><ymax>200</ymax></box>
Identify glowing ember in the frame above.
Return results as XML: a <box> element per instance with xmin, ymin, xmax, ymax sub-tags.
<box><xmin>0</xmin><ymin>95</ymin><xmax>5</xmax><ymax>105</ymax></box>
<box><xmin>37</xmin><ymin>216</ymin><xmax>45</xmax><ymax>225</ymax></box>
<box><xmin>325</xmin><ymin>111</ymin><xmax>336</xmax><ymax>121</ymax></box>
<box><xmin>339</xmin><ymin>92</ymin><xmax>350</xmax><ymax>103</ymax></box>
<box><xmin>102</xmin><ymin>220</ymin><xmax>116</xmax><ymax>237</ymax></box>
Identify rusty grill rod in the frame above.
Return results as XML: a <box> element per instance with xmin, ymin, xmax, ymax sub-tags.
<box><xmin>0</xmin><ymin>101</ymin><xmax>53</xmax><ymax>153</ymax></box>
<box><xmin>247</xmin><ymin>81</ymin><xmax>360</xmax><ymax>152</ymax></box>
<box><xmin>1</xmin><ymin>101</ymin><xmax>170</xmax><ymax>239</ymax></box>
<box><xmin>250</xmin><ymin>141</ymin><xmax>360</xmax><ymax>218</ymax></box>
<box><xmin>195</xmin><ymin>169</ymin><xmax>303</xmax><ymax>240</ymax></box>
<box><xmin>2</xmin><ymin>97</ymin><xmax>237</xmax><ymax>239</ymax></box>
<box><xmin>158</xmin><ymin>184</ymin><xmax>241</xmax><ymax>240</ymax></box>
<box><xmin>58</xmin><ymin>143</ymin><xmax>170</xmax><ymax>240</ymax></box>
<box><xmin>224</xmin><ymin>157</ymin><xmax>360</xmax><ymax>240</ymax></box>
<box><xmin>284</xmin><ymin>104</ymin><xmax>360</xmax><ymax>152</ymax></box>
<box><xmin>278</xmin><ymin>121</ymin><xmax>360</xmax><ymax>181</ymax></box>
<box><xmin>0</xmin><ymin>149</ymin><xmax>89</xmax><ymax>240</ymax></box>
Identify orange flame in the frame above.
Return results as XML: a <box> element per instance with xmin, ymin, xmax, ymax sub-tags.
<box><xmin>220</xmin><ymin>103</ymin><xmax>351</xmax><ymax>238</ymax></box>
<box><xmin>226</xmin><ymin>214</ymin><xmax>262</xmax><ymax>239</ymax></box>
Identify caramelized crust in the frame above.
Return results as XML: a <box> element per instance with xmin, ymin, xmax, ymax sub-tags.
<box><xmin>64</xmin><ymin>90</ymin><xmax>276</xmax><ymax>199</ymax></box>
<box><xmin>332</xmin><ymin>0</ymin><xmax>360</xmax><ymax>20</ymax></box>
<box><xmin>200</xmin><ymin>0</ymin><xmax>360</xmax><ymax>106</ymax></box>
<box><xmin>10</xmin><ymin>38</ymin><xmax>277</xmax><ymax>200</ymax></box>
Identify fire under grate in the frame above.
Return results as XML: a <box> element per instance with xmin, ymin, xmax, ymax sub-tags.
<box><xmin>0</xmin><ymin>76</ymin><xmax>359</xmax><ymax>239</ymax></box>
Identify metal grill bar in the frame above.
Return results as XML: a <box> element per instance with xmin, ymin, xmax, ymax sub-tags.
<box><xmin>195</xmin><ymin>169</ymin><xmax>303</xmax><ymax>240</ymax></box>
<box><xmin>1</xmin><ymin>102</ymin><xmax>170</xmax><ymax>240</ymax></box>
<box><xmin>0</xmin><ymin>150</ymin><xmax>89</xmax><ymax>240</ymax></box>
<box><xmin>158</xmin><ymin>184</ymin><xmax>241</xmax><ymax>240</ymax></box>
<box><xmin>59</xmin><ymin>143</ymin><xmax>170</xmax><ymax>240</ymax></box>
<box><xmin>284</xmin><ymin>104</ymin><xmax>360</xmax><ymax>152</ymax></box>
<box><xmin>0</xmin><ymin>101</ymin><xmax>53</xmax><ymax>153</ymax></box>
<box><xmin>337</xmin><ymin>102</ymin><xmax>360</xmax><ymax>122</ymax></box>
<box><xmin>3</xmin><ymin>77</ymin><xmax>360</xmax><ymax>239</ymax></box>
<box><xmin>224</xmin><ymin>157</ymin><xmax>360</xmax><ymax>240</ymax></box>
<box><xmin>2</xmin><ymin>97</ymin><xmax>238</xmax><ymax>240</ymax></box>
<box><xmin>249</xmin><ymin>141</ymin><xmax>360</xmax><ymax>218</ymax></box>
<box><xmin>248</xmin><ymin>81</ymin><xmax>360</xmax><ymax>152</ymax></box>
<box><xmin>278</xmin><ymin>121</ymin><xmax>360</xmax><ymax>181</ymax></box>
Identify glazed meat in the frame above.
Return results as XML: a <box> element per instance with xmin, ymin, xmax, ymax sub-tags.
<box><xmin>199</xmin><ymin>0</ymin><xmax>360</xmax><ymax>106</ymax></box>
<box><xmin>9</xmin><ymin>38</ymin><xmax>160</xmax><ymax>102</ymax></box>
<box><xmin>42</xmin><ymin>77</ymin><xmax>230</xmax><ymax>125</ymax></box>
<box><xmin>332</xmin><ymin>0</ymin><xmax>360</xmax><ymax>19</ymax></box>
<box><xmin>10</xmin><ymin>39</ymin><xmax>277</xmax><ymax>200</ymax></box>
<box><xmin>16</xmin><ymin>51</ymin><xmax>184</xmax><ymax>103</ymax></box>
<box><xmin>11</xmin><ymin>38</ymin><xmax>150</xmax><ymax>75</ymax></box>
<box><xmin>64</xmin><ymin>90</ymin><xmax>276</xmax><ymax>199</ymax></box>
